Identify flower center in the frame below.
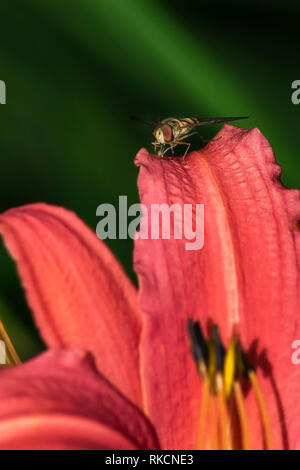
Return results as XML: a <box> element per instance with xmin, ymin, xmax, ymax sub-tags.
<box><xmin>187</xmin><ymin>319</ymin><xmax>274</xmax><ymax>450</ymax></box>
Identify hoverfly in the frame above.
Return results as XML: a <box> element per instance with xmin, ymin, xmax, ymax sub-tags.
<box><xmin>135</xmin><ymin>115</ymin><xmax>248</xmax><ymax>159</ymax></box>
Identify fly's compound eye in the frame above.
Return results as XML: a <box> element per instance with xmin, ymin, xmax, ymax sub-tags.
<box><xmin>161</xmin><ymin>124</ymin><xmax>173</xmax><ymax>143</ymax></box>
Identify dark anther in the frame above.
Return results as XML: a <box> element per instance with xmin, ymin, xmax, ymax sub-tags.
<box><xmin>187</xmin><ymin>319</ymin><xmax>209</xmax><ymax>367</ymax></box>
<box><xmin>211</xmin><ymin>324</ymin><xmax>225</xmax><ymax>372</ymax></box>
<box><xmin>240</xmin><ymin>349</ymin><xmax>254</xmax><ymax>378</ymax></box>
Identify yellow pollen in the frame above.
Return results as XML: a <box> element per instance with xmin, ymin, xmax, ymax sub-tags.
<box><xmin>224</xmin><ymin>338</ymin><xmax>237</xmax><ymax>398</ymax></box>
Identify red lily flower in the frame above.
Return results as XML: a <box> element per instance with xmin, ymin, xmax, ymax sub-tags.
<box><xmin>0</xmin><ymin>350</ymin><xmax>159</xmax><ymax>449</ymax></box>
<box><xmin>0</xmin><ymin>125</ymin><xmax>299</xmax><ymax>450</ymax></box>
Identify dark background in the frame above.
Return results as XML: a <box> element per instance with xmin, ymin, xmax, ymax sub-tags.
<box><xmin>0</xmin><ymin>0</ymin><xmax>299</xmax><ymax>359</ymax></box>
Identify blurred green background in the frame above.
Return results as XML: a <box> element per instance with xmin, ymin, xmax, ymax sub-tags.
<box><xmin>0</xmin><ymin>0</ymin><xmax>299</xmax><ymax>360</ymax></box>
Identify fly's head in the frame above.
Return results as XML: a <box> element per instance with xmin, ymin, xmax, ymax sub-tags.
<box><xmin>153</xmin><ymin>123</ymin><xmax>173</xmax><ymax>145</ymax></box>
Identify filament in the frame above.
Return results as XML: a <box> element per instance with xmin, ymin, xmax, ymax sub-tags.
<box><xmin>249</xmin><ymin>371</ymin><xmax>274</xmax><ymax>450</ymax></box>
<box><xmin>233</xmin><ymin>381</ymin><xmax>250</xmax><ymax>450</ymax></box>
<box><xmin>216</xmin><ymin>373</ymin><xmax>232</xmax><ymax>450</ymax></box>
<box><xmin>208</xmin><ymin>395</ymin><xmax>219</xmax><ymax>450</ymax></box>
<box><xmin>197</xmin><ymin>377</ymin><xmax>209</xmax><ymax>450</ymax></box>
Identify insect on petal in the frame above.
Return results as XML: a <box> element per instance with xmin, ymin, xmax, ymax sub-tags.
<box><xmin>134</xmin><ymin>125</ymin><xmax>300</xmax><ymax>449</ymax></box>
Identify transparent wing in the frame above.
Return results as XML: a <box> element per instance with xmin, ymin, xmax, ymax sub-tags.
<box><xmin>194</xmin><ymin>116</ymin><xmax>248</xmax><ymax>127</ymax></box>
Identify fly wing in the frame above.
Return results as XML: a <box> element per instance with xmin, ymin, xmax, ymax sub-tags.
<box><xmin>194</xmin><ymin>116</ymin><xmax>248</xmax><ymax>127</ymax></box>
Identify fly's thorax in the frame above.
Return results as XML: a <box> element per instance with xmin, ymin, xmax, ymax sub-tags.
<box><xmin>170</xmin><ymin>117</ymin><xmax>199</xmax><ymax>139</ymax></box>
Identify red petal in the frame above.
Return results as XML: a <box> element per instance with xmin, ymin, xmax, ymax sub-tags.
<box><xmin>134</xmin><ymin>126</ymin><xmax>300</xmax><ymax>449</ymax></box>
<box><xmin>0</xmin><ymin>204</ymin><xmax>142</xmax><ymax>406</ymax></box>
<box><xmin>0</xmin><ymin>350</ymin><xmax>159</xmax><ymax>450</ymax></box>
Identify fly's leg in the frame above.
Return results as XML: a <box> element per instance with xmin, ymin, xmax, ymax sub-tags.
<box><xmin>167</xmin><ymin>143</ymin><xmax>177</xmax><ymax>157</ymax></box>
<box><xmin>161</xmin><ymin>144</ymin><xmax>177</xmax><ymax>157</ymax></box>
<box><xmin>175</xmin><ymin>132</ymin><xmax>196</xmax><ymax>162</ymax></box>
<box><xmin>152</xmin><ymin>142</ymin><xmax>160</xmax><ymax>151</ymax></box>
<box><xmin>152</xmin><ymin>142</ymin><xmax>166</xmax><ymax>157</ymax></box>
<box><xmin>181</xmin><ymin>143</ymin><xmax>191</xmax><ymax>163</ymax></box>
<box><xmin>172</xmin><ymin>140</ymin><xmax>191</xmax><ymax>163</ymax></box>
<box><xmin>182</xmin><ymin>142</ymin><xmax>190</xmax><ymax>160</ymax></box>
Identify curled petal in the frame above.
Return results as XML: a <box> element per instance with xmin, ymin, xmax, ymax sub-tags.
<box><xmin>134</xmin><ymin>126</ymin><xmax>300</xmax><ymax>449</ymax></box>
<box><xmin>0</xmin><ymin>204</ymin><xmax>141</xmax><ymax>406</ymax></box>
<box><xmin>0</xmin><ymin>350</ymin><xmax>159</xmax><ymax>450</ymax></box>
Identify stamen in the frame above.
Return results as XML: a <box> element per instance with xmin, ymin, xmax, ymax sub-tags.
<box><xmin>216</xmin><ymin>372</ymin><xmax>232</xmax><ymax>450</ymax></box>
<box><xmin>211</xmin><ymin>325</ymin><xmax>225</xmax><ymax>373</ymax></box>
<box><xmin>249</xmin><ymin>371</ymin><xmax>274</xmax><ymax>450</ymax></box>
<box><xmin>207</xmin><ymin>339</ymin><xmax>217</xmax><ymax>394</ymax></box>
<box><xmin>208</xmin><ymin>394</ymin><xmax>219</xmax><ymax>450</ymax></box>
<box><xmin>0</xmin><ymin>318</ymin><xmax>21</xmax><ymax>366</ymax></box>
<box><xmin>233</xmin><ymin>381</ymin><xmax>251</xmax><ymax>450</ymax></box>
<box><xmin>187</xmin><ymin>319</ymin><xmax>274</xmax><ymax>450</ymax></box>
<box><xmin>224</xmin><ymin>338</ymin><xmax>237</xmax><ymax>398</ymax></box>
<box><xmin>197</xmin><ymin>377</ymin><xmax>210</xmax><ymax>450</ymax></box>
<box><xmin>208</xmin><ymin>325</ymin><xmax>225</xmax><ymax>394</ymax></box>
<box><xmin>187</xmin><ymin>319</ymin><xmax>208</xmax><ymax>378</ymax></box>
